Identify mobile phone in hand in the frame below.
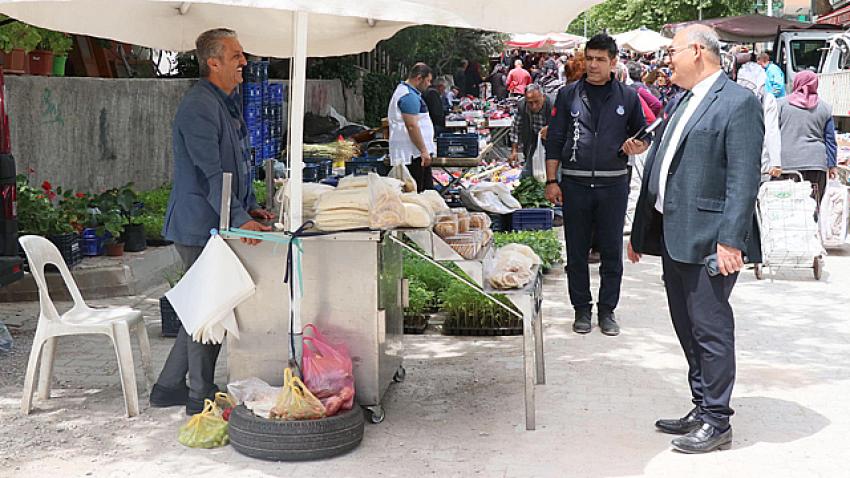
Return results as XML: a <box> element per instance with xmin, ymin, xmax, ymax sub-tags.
<box><xmin>704</xmin><ymin>253</ymin><xmax>721</xmax><ymax>277</ymax></box>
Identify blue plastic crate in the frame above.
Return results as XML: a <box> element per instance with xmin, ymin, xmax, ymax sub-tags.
<box><xmin>242</xmin><ymin>83</ymin><xmax>263</xmax><ymax>102</ymax></box>
<box><xmin>345</xmin><ymin>155</ymin><xmax>390</xmax><ymax>176</ymax></box>
<box><xmin>511</xmin><ymin>208</ymin><xmax>553</xmax><ymax>231</ymax></box>
<box><xmin>437</xmin><ymin>133</ymin><xmax>479</xmax><ymax>158</ymax></box>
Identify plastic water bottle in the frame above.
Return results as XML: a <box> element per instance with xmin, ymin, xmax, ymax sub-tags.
<box><xmin>0</xmin><ymin>321</ymin><xmax>13</xmax><ymax>354</ymax></box>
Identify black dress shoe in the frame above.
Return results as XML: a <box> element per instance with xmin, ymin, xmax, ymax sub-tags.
<box><xmin>598</xmin><ymin>310</ymin><xmax>620</xmax><ymax>336</ymax></box>
<box><xmin>655</xmin><ymin>406</ymin><xmax>704</xmax><ymax>435</ymax></box>
<box><xmin>150</xmin><ymin>383</ymin><xmax>189</xmax><ymax>408</ymax></box>
<box><xmin>573</xmin><ymin>309</ymin><xmax>592</xmax><ymax>334</ymax></box>
<box><xmin>186</xmin><ymin>385</ymin><xmax>221</xmax><ymax>415</ymax></box>
<box><xmin>671</xmin><ymin>423</ymin><xmax>732</xmax><ymax>453</ymax></box>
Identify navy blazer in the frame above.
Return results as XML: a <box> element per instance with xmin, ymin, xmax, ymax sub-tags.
<box><xmin>631</xmin><ymin>74</ymin><xmax>764</xmax><ymax>265</ymax></box>
<box><xmin>163</xmin><ymin>79</ymin><xmax>258</xmax><ymax>247</ymax></box>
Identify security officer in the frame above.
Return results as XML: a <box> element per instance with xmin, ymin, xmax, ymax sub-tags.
<box><xmin>545</xmin><ymin>34</ymin><xmax>649</xmax><ymax>336</ymax></box>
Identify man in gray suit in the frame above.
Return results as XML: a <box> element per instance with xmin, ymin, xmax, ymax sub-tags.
<box><xmin>150</xmin><ymin>28</ymin><xmax>273</xmax><ymax>415</ymax></box>
<box><xmin>628</xmin><ymin>25</ymin><xmax>763</xmax><ymax>453</ymax></box>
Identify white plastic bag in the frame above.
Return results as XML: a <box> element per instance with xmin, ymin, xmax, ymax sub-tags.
<box><xmin>486</xmin><ymin>244</ymin><xmax>540</xmax><ymax>289</ymax></box>
<box><xmin>368</xmin><ymin>172</ymin><xmax>405</xmax><ymax>229</ymax></box>
<box><xmin>165</xmin><ymin>235</ymin><xmax>254</xmax><ymax>344</ymax></box>
<box><xmin>532</xmin><ymin>135</ymin><xmax>547</xmax><ymax>183</ymax></box>
<box><xmin>820</xmin><ymin>179</ymin><xmax>849</xmax><ymax>247</ymax></box>
<box><xmin>390</xmin><ymin>164</ymin><xmax>417</xmax><ymax>193</ymax></box>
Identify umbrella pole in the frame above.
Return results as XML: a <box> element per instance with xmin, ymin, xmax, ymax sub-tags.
<box><xmin>287</xmin><ymin>10</ymin><xmax>308</xmax><ymax>369</ymax></box>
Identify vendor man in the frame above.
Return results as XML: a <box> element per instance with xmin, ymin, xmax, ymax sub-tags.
<box><xmin>388</xmin><ymin>63</ymin><xmax>437</xmax><ymax>192</ymax></box>
<box><xmin>150</xmin><ymin>28</ymin><xmax>274</xmax><ymax>415</ymax></box>
<box><xmin>545</xmin><ymin>33</ymin><xmax>649</xmax><ymax>336</ymax></box>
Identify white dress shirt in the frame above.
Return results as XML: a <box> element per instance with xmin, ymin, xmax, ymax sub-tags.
<box><xmin>655</xmin><ymin>70</ymin><xmax>723</xmax><ymax>213</ymax></box>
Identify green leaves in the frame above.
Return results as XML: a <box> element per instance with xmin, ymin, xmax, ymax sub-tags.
<box><xmin>405</xmin><ymin>280</ymin><xmax>434</xmax><ymax>315</ymax></box>
<box><xmin>512</xmin><ymin>178</ymin><xmax>553</xmax><ymax>209</ymax></box>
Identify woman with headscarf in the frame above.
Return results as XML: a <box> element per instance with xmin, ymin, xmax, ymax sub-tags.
<box><xmin>777</xmin><ymin>70</ymin><xmax>838</xmax><ymax>208</ymax></box>
<box><xmin>736</xmin><ymin>59</ymin><xmax>782</xmax><ymax>182</ymax></box>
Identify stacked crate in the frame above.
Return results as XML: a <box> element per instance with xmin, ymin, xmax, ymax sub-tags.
<box><xmin>242</xmin><ymin>60</ymin><xmax>285</xmax><ymax>177</ymax></box>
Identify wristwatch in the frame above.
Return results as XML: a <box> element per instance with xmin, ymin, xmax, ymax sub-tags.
<box><xmin>545</xmin><ymin>179</ymin><xmax>558</xmax><ymax>185</ymax></box>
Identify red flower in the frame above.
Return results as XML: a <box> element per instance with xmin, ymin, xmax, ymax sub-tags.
<box><xmin>36</xmin><ymin>194</ymin><xmax>45</xmax><ymax>199</ymax></box>
<box><xmin>75</xmin><ymin>192</ymin><xmax>86</xmax><ymax>199</ymax></box>
<box><xmin>41</xmin><ymin>180</ymin><xmax>52</xmax><ymax>192</ymax></box>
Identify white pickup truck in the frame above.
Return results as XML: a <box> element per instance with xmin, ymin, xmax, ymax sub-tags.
<box><xmin>818</xmin><ymin>31</ymin><xmax>850</xmax><ymax>122</ymax></box>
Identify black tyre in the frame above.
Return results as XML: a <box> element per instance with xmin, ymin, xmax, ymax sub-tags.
<box><xmin>228</xmin><ymin>405</ymin><xmax>364</xmax><ymax>461</ymax></box>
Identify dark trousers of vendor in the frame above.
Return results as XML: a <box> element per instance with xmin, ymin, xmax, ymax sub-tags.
<box><xmin>408</xmin><ymin>156</ymin><xmax>434</xmax><ymax>192</ymax></box>
<box><xmin>561</xmin><ymin>178</ymin><xmax>629</xmax><ymax>313</ymax></box>
<box><xmin>154</xmin><ymin>244</ymin><xmax>221</xmax><ymax>410</ymax></box>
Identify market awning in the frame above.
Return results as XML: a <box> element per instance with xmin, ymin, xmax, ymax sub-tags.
<box><xmin>505</xmin><ymin>32</ymin><xmax>586</xmax><ymax>52</ymax></box>
<box><xmin>612</xmin><ymin>27</ymin><xmax>671</xmax><ymax>53</ymax></box>
<box><xmin>817</xmin><ymin>4</ymin><xmax>850</xmax><ymax>26</ymax></box>
<box><xmin>0</xmin><ymin>0</ymin><xmax>601</xmax><ymax>58</ymax></box>
<box><xmin>661</xmin><ymin>14</ymin><xmax>814</xmax><ymax>42</ymax></box>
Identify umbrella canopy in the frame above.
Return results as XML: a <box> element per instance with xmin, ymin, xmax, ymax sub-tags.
<box><xmin>612</xmin><ymin>28</ymin><xmax>670</xmax><ymax>53</ymax></box>
<box><xmin>506</xmin><ymin>32</ymin><xmax>585</xmax><ymax>52</ymax></box>
<box><xmin>0</xmin><ymin>0</ymin><xmax>599</xmax><ymax>57</ymax></box>
<box><xmin>661</xmin><ymin>14</ymin><xmax>814</xmax><ymax>43</ymax></box>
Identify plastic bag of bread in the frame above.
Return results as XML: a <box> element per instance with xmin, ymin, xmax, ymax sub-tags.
<box><xmin>338</xmin><ymin>174</ymin><xmax>403</xmax><ymax>191</ymax></box>
<box><xmin>420</xmin><ymin>190</ymin><xmax>450</xmax><ymax>213</ymax></box>
<box><xmin>390</xmin><ymin>164</ymin><xmax>417</xmax><ymax>193</ymax></box>
<box><xmin>486</xmin><ymin>244</ymin><xmax>540</xmax><ymax>289</ymax></box>
<box><xmin>402</xmin><ymin>203</ymin><xmax>432</xmax><ymax>228</ymax></box>
<box><xmin>401</xmin><ymin>193</ymin><xmax>436</xmax><ymax>217</ymax></box>
<box><xmin>469</xmin><ymin>212</ymin><xmax>492</xmax><ymax>230</ymax></box>
<box><xmin>368</xmin><ymin>172</ymin><xmax>405</xmax><ymax>229</ymax></box>
<box><xmin>433</xmin><ymin>211</ymin><xmax>459</xmax><ymax>238</ymax></box>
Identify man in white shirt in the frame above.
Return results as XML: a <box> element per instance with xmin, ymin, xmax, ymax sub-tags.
<box><xmin>628</xmin><ymin>25</ymin><xmax>763</xmax><ymax>454</ymax></box>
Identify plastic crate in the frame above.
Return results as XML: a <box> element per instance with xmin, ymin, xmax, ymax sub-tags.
<box><xmin>304</xmin><ymin>157</ymin><xmax>333</xmax><ymax>180</ymax></box>
<box><xmin>511</xmin><ymin>208</ymin><xmax>553</xmax><ymax>231</ymax></box>
<box><xmin>437</xmin><ymin>133</ymin><xmax>479</xmax><ymax>158</ymax></box>
<box><xmin>345</xmin><ymin>155</ymin><xmax>390</xmax><ymax>176</ymax></box>
<box><xmin>48</xmin><ymin>233</ymin><xmax>82</xmax><ymax>267</ymax></box>
<box><xmin>488</xmin><ymin>212</ymin><xmax>513</xmax><ymax>232</ymax></box>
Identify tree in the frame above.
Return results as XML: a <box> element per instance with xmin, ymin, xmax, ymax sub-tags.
<box><xmin>567</xmin><ymin>0</ymin><xmax>754</xmax><ymax>36</ymax></box>
<box><xmin>378</xmin><ymin>26</ymin><xmax>506</xmax><ymax>76</ymax></box>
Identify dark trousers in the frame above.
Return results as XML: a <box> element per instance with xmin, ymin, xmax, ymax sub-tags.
<box><xmin>561</xmin><ymin>179</ymin><xmax>629</xmax><ymax>312</ymax></box>
<box><xmin>155</xmin><ymin>243</ymin><xmax>222</xmax><ymax>399</ymax></box>
<box><xmin>662</xmin><ymin>237</ymin><xmax>737</xmax><ymax>429</ymax></box>
<box><xmin>408</xmin><ymin>157</ymin><xmax>434</xmax><ymax>193</ymax></box>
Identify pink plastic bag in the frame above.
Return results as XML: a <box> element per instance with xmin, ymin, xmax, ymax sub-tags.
<box><xmin>301</xmin><ymin>324</ymin><xmax>355</xmax><ymax>417</ymax></box>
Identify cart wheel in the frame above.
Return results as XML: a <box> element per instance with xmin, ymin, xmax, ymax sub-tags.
<box><xmin>814</xmin><ymin>257</ymin><xmax>823</xmax><ymax>281</ymax></box>
<box><xmin>754</xmin><ymin>264</ymin><xmax>764</xmax><ymax>280</ymax></box>
<box><xmin>364</xmin><ymin>405</ymin><xmax>385</xmax><ymax>424</ymax></box>
<box><xmin>393</xmin><ymin>366</ymin><xmax>406</xmax><ymax>383</ymax></box>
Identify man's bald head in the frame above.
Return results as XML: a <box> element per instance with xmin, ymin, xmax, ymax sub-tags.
<box><xmin>668</xmin><ymin>25</ymin><xmax>722</xmax><ymax>90</ymax></box>
<box><xmin>674</xmin><ymin>25</ymin><xmax>721</xmax><ymax>64</ymax></box>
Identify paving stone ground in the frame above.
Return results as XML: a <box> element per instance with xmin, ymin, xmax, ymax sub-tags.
<box><xmin>1</xmin><ymin>241</ymin><xmax>848</xmax><ymax>478</ymax></box>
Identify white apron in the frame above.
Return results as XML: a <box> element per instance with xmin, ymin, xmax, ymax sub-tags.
<box><xmin>388</xmin><ymin>82</ymin><xmax>436</xmax><ymax>166</ymax></box>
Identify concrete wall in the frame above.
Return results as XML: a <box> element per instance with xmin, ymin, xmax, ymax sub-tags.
<box><xmin>5</xmin><ymin>76</ymin><xmax>364</xmax><ymax>192</ymax></box>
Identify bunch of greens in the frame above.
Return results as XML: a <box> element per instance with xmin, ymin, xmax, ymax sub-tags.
<box><xmin>494</xmin><ymin>230</ymin><xmax>563</xmax><ymax>269</ymax></box>
<box><xmin>511</xmin><ymin>177</ymin><xmax>553</xmax><ymax>209</ymax></box>
<box><xmin>440</xmin><ymin>281</ymin><xmax>517</xmax><ymax>327</ymax></box>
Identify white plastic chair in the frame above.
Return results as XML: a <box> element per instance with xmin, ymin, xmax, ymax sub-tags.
<box><xmin>18</xmin><ymin>235</ymin><xmax>154</xmax><ymax>417</ymax></box>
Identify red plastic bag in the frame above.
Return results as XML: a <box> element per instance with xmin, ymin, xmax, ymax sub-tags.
<box><xmin>302</xmin><ymin>324</ymin><xmax>355</xmax><ymax>417</ymax></box>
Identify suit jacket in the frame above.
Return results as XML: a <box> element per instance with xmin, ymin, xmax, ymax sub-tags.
<box><xmin>163</xmin><ymin>79</ymin><xmax>258</xmax><ymax>247</ymax></box>
<box><xmin>631</xmin><ymin>74</ymin><xmax>764</xmax><ymax>265</ymax></box>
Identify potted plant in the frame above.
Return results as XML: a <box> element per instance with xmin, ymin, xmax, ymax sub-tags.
<box><xmin>403</xmin><ymin>280</ymin><xmax>433</xmax><ymax>334</ymax></box>
<box><xmin>160</xmin><ymin>269</ymin><xmax>185</xmax><ymax>337</ymax></box>
<box><xmin>44</xmin><ymin>31</ymin><xmax>73</xmax><ymax>76</ymax></box>
<box><xmin>1</xmin><ymin>21</ymin><xmax>41</xmax><ymax>74</ymax></box>
<box><xmin>100</xmin><ymin>211</ymin><xmax>126</xmax><ymax>257</ymax></box>
<box><xmin>15</xmin><ymin>176</ymin><xmax>81</xmax><ymax>266</ymax></box>
<box><xmin>28</xmin><ymin>28</ymin><xmax>54</xmax><ymax>76</ymax></box>
<box><xmin>96</xmin><ymin>183</ymin><xmax>146</xmax><ymax>252</ymax></box>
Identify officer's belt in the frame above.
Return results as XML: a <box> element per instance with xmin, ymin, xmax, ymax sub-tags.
<box><xmin>562</xmin><ymin>168</ymin><xmax>628</xmax><ymax>178</ymax></box>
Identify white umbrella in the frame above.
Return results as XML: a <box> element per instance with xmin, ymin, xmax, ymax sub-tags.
<box><xmin>0</xmin><ymin>0</ymin><xmax>602</xmax><ymax>361</ymax></box>
<box><xmin>613</xmin><ymin>27</ymin><xmax>671</xmax><ymax>54</ymax></box>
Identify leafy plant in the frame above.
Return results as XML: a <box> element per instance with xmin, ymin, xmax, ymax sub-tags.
<box><xmin>363</xmin><ymin>71</ymin><xmax>400</xmax><ymax>127</ymax></box>
<box><xmin>95</xmin><ymin>183</ymin><xmax>144</xmax><ymax>226</ymax></box>
<box><xmin>137</xmin><ymin>185</ymin><xmax>171</xmax><ymax>216</ymax></box>
<box><xmin>405</xmin><ymin>279</ymin><xmax>434</xmax><ymax>316</ymax></box>
<box><xmin>307</xmin><ymin>56</ymin><xmax>360</xmax><ymax>89</ymax></box>
<box><xmin>512</xmin><ymin>177</ymin><xmax>553</xmax><ymax>209</ymax></box>
<box><xmin>1</xmin><ymin>21</ymin><xmax>42</xmax><ymax>53</ymax></box>
<box><xmin>99</xmin><ymin>210</ymin><xmax>125</xmax><ymax>245</ymax></box>
<box><xmin>15</xmin><ymin>175</ymin><xmax>74</xmax><ymax>236</ymax></box>
<box><xmin>440</xmin><ymin>281</ymin><xmax>516</xmax><ymax>327</ymax></box>
<box><xmin>253</xmin><ymin>180</ymin><xmax>267</xmax><ymax>208</ymax></box>
<box><xmin>42</xmin><ymin>31</ymin><xmax>73</xmax><ymax>55</ymax></box>
<box><xmin>137</xmin><ymin>214</ymin><xmax>165</xmax><ymax>240</ymax></box>
<box><xmin>494</xmin><ymin>230</ymin><xmax>563</xmax><ymax>269</ymax></box>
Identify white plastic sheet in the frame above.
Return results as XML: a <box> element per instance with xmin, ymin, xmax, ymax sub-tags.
<box><xmin>820</xmin><ymin>180</ymin><xmax>849</xmax><ymax>247</ymax></box>
<box><xmin>165</xmin><ymin>234</ymin><xmax>255</xmax><ymax>344</ymax></box>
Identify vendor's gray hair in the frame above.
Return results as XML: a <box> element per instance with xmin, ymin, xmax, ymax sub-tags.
<box><xmin>525</xmin><ymin>84</ymin><xmax>542</xmax><ymax>95</ymax></box>
<box><xmin>196</xmin><ymin>28</ymin><xmax>238</xmax><ymax>78</ymax></box>
<box><xmin>434</xmin><ymin>78</ymin><xmax>448</xmax><ymax>88</ymax></box>
<box><xmin>687</xmin><ymin>27</ymin><xmax>721</xmax><ymax>61</ymax></box>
